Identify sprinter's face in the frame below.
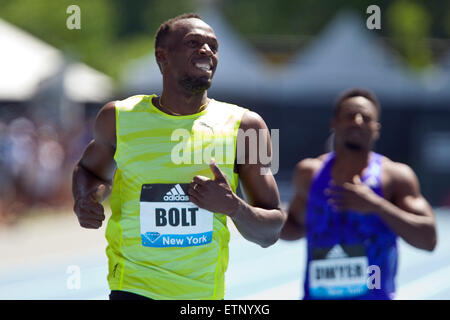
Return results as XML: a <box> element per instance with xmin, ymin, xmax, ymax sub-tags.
<box><xmin>157</xmin><ymin>18</ymin><xmax>219</xmax><ymax>94</ymax></box>
<box><xmin>332</xmin><ymin>97</ymin><xmax>380</xmax><ymax>152</ymax></box>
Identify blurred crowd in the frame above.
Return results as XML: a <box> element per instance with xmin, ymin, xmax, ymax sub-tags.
<box><xmin>0</xmin><ymin>116</ymin><xmax>94</xmax><ymax>225</ymax></box>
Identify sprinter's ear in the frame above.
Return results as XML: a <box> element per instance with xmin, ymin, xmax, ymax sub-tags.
<box><xmin>155</xmin><ymin>47</ymin><xmax>167</xmax><ymax>74</ymax></box>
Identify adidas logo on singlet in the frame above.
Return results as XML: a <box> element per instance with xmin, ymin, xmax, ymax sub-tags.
<box><xmin>163</xmin><ymin>184</ymin><xmax>189</xmax><ymax>201</ymax></box>
<box><xmin>326</xmin><ymin>244</ymin><xmax>348</xmax><ymax>259</ymax></box>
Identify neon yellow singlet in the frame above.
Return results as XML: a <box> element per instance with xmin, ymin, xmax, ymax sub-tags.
<box><xmin>105</xmin><ymin>94</ymin><xmax>248</xmax><ymax>299</ymax></box>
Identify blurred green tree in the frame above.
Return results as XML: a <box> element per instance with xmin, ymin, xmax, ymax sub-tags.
<box><xmin>387</xmin><ymin>1</ymin><xmax>433</xmax><ymax>69</ymax></box>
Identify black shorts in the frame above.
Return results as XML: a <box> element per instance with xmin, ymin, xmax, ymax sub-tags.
<box><xmin>109</xmin><ymin>290</ymin><xmax>152</xmax><ymax>300</ymax></box>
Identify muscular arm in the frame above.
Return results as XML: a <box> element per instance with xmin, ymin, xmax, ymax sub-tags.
<box><xmin>188</xmin><ymin>111</ymin><xmax>286</xmax><ymax>248</ymax></box>
<box><xmin>374</xmin><ymin>163</ymin><xmax>437</xmax><ymax>251</ymax></box>
<box><xmin>231</xmin><ymin>111</ymin><xmax>286</xmax><ymax>247</ymax></box>
<box><xmin>72</xmin><ymin>101</ymin><xmax>117</xmax><ymax>229</ymax></box>
<box><xmin>280</xmin><ymin>159</ymin><xmax>319</xmax><ymax>241</ymax></box>
<box><xmin>328</xmin><ymin>161</ymin><xmax>437</xmax><ymax>251</ymax></box>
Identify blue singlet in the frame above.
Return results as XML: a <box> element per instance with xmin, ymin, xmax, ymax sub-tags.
<box><xmin>303</xmin><ymin>152</ymin><xmax>397</xmax><ymax>300</ymax></box>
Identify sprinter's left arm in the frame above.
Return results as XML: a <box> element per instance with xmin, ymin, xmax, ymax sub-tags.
<box><xmin>188</xmin><ymin>111</ymin><xmax>286</xmax><ymax>248</ymax></box>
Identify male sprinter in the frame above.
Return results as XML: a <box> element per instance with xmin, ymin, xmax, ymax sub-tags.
<box><xmin>280</xmin><ymin>88</ymin><xmax>437</xmax><ymax>300</ymax></box>
<box><xmin>72</xmin><ymin>13</ymin><xmax>285</xmax><ymax>300</ymax></box>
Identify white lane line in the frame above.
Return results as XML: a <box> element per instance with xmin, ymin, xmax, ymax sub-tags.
<box><xmin>239</xmin><ymin>263</ymin><xmax>450</xmax><ymax>300</ymax></box>
<box><xmin>0</xmin><ymin>263</ymin><xmax>108</xmax><ymax>300</ymax></box>
<box><xmin>239</xmin><ymin>280</ymin><xmax>301</xmax><ymax>300</ymax></box>
<box><xmin>395</xmin><ymin>264</ymin><xmax>450</xmax><ymax>300</ymax></box>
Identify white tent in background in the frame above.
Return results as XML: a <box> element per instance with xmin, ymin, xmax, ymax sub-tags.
<box><xmin>278</xmin><ymin>10</ymin><xmax>423</xmax><ymax>105</ymax></box>
<box><xmin>0</xmin><ymin>18</ymin><xmax>113</xmax><ymax>103</ymax></box>
<box><xmin>198</xmin><ymin>7</ymin><xmax>275</xmax><ymax>98</ymax></box>
<box><xmin>58</xmin><ymin>62</ymin><xmax>113</xmax><ymax>103</ymax></box>
<box><xmin>121</xmin><ymin>7</ymin><xmax>275</xmax><ymax>99</ymax></box>
<box><xmin>0</xmin><ymin>18</ymin><xmax>62</xmax><ymax>101</ymax></box>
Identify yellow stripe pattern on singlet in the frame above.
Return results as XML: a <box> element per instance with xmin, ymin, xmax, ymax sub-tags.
<box><xmin>105</xmin><ymin>94</ymin><xmax>248</xmax><ymax>299</ymax></box>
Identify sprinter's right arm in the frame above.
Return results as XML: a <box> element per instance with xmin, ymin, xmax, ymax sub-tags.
<box><xmin>72</xmin><ymin>101</ymin><xmax>117</xmax><ymax>229</ymax></box>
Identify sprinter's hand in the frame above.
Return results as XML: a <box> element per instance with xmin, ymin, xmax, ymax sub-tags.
<box><xmin>74</xmin><ymin>184</ymin><xmax>110</xmax><ymax>229</ymax></box>
<box><xmin>188</xmin><ymin>159</ymin><xmax>239</xmax><ymax>216</ymax></box>
<box><xmin>325</xmin><ymin>175</ymin><xmax>381</xmax><ymax>213</ymax></box>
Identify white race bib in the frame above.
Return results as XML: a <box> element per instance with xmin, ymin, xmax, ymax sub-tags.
<box><xmin>139</xmin><ymin>183</ymin><xmax>213</xmax><ymax>247</ymax></box>
<box><xmin>309</xmin><ymin>244</ymin><xmax>369</xmax><ymax>298</ymax></box>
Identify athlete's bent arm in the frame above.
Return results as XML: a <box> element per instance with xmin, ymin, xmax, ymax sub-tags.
<box><xmin>188</xmin><ymin>111</ymin><xmax>286</xmax><ymax>248</ymax></box>
<box><xmin>327</xmin><ymin>162</ymin><xmax>437</xmax><ymax>251</ymax></box>
<box><xmin>231</xmin><ymin>111</ymin><xmax>286</xmax><ymax>247</ymax></box>
<box><xmin>373</xmin><ymin>163</ymin><xmax>437</xmax><ymax>251</ymax></box>
<box><xmin>280</xmin><ymin>159</ymin><xmax>317</xmax><ymax>241</ymax></box>
<box><xmin>72</xmin><ymin>101</ymin><xmax>117</xmax><ymax>229</ymax></box>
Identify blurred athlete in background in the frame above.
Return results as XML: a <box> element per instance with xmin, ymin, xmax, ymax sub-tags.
<box><xmin>281</xmin><ymin>88</ymin><xmax>437</xmax><ymax>300</ymax></box>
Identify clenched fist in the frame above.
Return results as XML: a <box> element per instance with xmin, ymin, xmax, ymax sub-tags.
<box><xmin>74</xmin><ymin>183</ymin><xmax>111</xmax><ymax>229</ymax></box>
